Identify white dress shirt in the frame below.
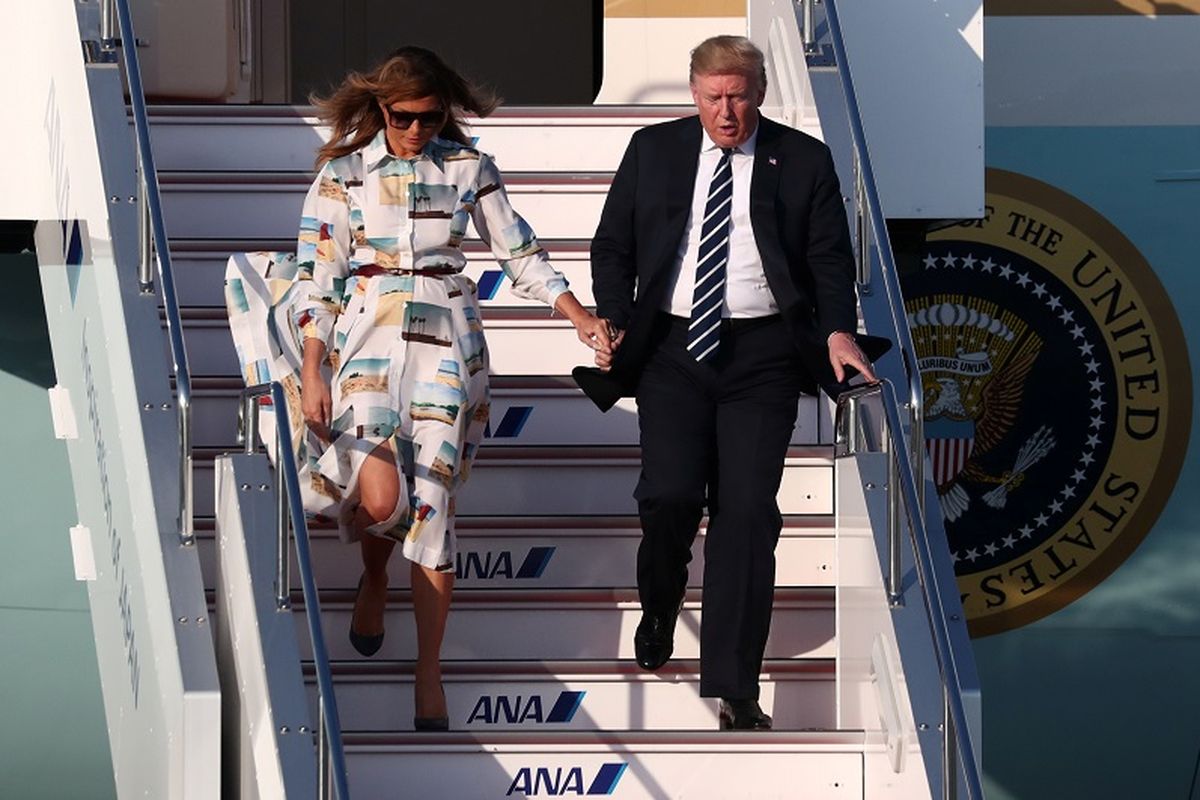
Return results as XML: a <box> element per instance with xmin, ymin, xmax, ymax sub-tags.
<box><xmin>663</xmin><ymin>125</ymin><xmax>778</xmax><ymax>319</ymax></box>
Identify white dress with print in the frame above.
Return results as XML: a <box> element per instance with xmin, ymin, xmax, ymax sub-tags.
<box><xmin>225</xmin><ymin>131</ymin><xmax>568</xmax><ymax>570</ymax></box>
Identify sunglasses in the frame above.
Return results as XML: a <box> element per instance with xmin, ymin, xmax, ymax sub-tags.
<box><xmin>383</xmin><ymin>106</ymin><xmax>446</xmax><ymax>130</ymax></box>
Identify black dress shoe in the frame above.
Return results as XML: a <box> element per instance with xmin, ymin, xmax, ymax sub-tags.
<box><xmin>718</xmin><ymin>698</ymin><xmax>773</xmax><ymax>731</ymax></box>
<box><xmin>349</xmin><ymin>575</ymin><xmax>385</xmax><ymax>657</ymax></box>
<box><xmin>633</xmin><ymin>596</ymin><xmax>685</xmax><ymax>671</ymax></box>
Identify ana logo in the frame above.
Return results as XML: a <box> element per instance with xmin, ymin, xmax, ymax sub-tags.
<box><xmin>59</xmin><ymin>219</ymin><xmax>86</xmax><ymax>306</ymax></box>
<box><xmin>468</xmin><ymin>690</ymin><xmax>586</xmax><ymax>725</ymax></box>
<box><xmin>478</xmin><ymin>269</ymin><xmax>506</xmax><ymax>300</ymax></box>
<box><xmin>455</xmin><ymin>546</ymin><xmax>555</xmax><ymax>580</ymax></box>
<box><xmin>486</xmin><ymin>405</ymin><xmax>534</xmax><ymax>438</ymax></box>
<box><xmin>909</xmin><ymin>169</ymin><xmax>1191</xmax><ymax>635</ymax></box>
<box><xmin>506</xmin><ymin>762</ymin><xmax>627</xmax><ymax>797</ymax></box>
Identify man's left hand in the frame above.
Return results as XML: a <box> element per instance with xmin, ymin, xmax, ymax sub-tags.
<box><xmin>594</xmin><ymin>321</ymin><xmax>625</xmax><ymax>371</ymax></box>
<box><xmin>828</xmin><ymin>331</ymin><xmax>879</xmax><ymax>384</ymax></box>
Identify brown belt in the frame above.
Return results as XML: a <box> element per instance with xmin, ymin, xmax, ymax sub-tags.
<box><xmin>354</xmin><ymin>263</ymin><xmax>459</xmax><ymax>278</ymax></box>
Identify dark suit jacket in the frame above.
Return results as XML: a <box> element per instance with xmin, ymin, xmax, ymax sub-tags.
<box><xmin>578</xmin><ymin>113</ymin><xmax>887</xmax><ymax>410</ymax></box>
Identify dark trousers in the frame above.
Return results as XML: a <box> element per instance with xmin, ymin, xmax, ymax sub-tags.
<box><xmin>634</xmin><ymin>313</ymin><xmax>805</xmax><ymax>699</ymax></box>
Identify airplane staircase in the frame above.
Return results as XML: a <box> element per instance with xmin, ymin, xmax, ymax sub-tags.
<box><xmin>32</xmin><ymin>0</ymin><xmax>985</xmax><ymax>796</ymax></box>
<box><xmin>167</xmin><ymin>101</ymin><xmax>861</xmax><ymax>798</ymax></box>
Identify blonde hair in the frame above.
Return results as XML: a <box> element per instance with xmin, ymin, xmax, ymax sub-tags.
<box><xmin>310</xmin><ymin>46</ymin><xmax>500</xmax><ymax>169</ymax></box>
<box><xmin>689</xmin><ymin>35</ymin><xmax>767</xmax><ymax>90</ymax></box>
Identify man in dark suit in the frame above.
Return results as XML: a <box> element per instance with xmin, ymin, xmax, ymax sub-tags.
<box><xmin>582</xmin><ymin>36</ymin><xmax>880</xmax><ymax>731</ymax></box>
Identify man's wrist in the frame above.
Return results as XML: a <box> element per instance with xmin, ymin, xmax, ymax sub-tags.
<box><xmin>826</xmin><ymin>330</ymin><xmax>854</xmax><ymax>345</ymax></box>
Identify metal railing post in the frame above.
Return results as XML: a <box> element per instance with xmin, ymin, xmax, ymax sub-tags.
<box><xmin>237</xmin><ymin>384</ymin><xmax>288</xmax><ymax>606</ymax></box>
<box><xmin>944</xmin><ymin>685</ymin><xmax>958</xmax><ymax>800</ymax></box>
<box><xmin>318</xmin><ymin>698</ymin><xmax>331</xmax><ymax>800</ymax></box>
<box><xmin>137</xmin><ymin>171</ymin><xmax>154</xmax><ymax>292</ymax></box>
<box><xmin>238</xmin><ymin>395</ymin><xmax>255</xmax><ymax>455</ymax></box>
<box><xmin>846</xmin><ymin>392</ymin><xmax>860</xmax><ymax>454</ymax></box>
<box><xmin>180</xmin><ymin>407</ymin><xmax>194</xmax><ymax>545</ymax></box>
<box><xmin>853</xmin><ymin>152</ymin><xmax>871</xmax><ymax>293</ymax></box>
<box><xmin>99</xmin><ymin>0</ymin><xmax>117</xmax><ymax>47</ymax></box>
<box><xmin>275</xmin><ymin>427</ymin><xmax>290</xmax><ymax>610</ymax></box>
<box><xmin>239</xmin><ymin>384</ymin><xmax>270</xmax><ymax>453</ymax></box>
<box><xmin>802</xmin><ymin>0</ymin><xmax>818</xmax><ymax>52</ymax></box>
<box><xmin>836</xmin><ymin>391</ymin><xmax>853</xmax><ymax>454</ymax></box>
<box><xmin>887</xmin><ymin>443</ymin><xmax>903</xmax><ymax>606</ymax></box>
<box><xmin>911</xmin><ymin>399</ymin><xmax>925</xmax><ymax>516</ymax></box>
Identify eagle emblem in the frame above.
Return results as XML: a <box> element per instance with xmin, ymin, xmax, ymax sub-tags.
<box><xmin>910</xmin><ymin>299</ymin><xmax>1056</xmax><ymax>522</ymax></box>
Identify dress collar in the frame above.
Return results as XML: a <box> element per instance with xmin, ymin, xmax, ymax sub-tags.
<box><xmin>361</xmin><ymin>129</ymin><xmax>447</xmax><ymax>172</ymax></box>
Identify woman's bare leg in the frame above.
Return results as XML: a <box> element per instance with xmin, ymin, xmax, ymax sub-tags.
<box><xmin>354</xmin><ymin>441</ymin><xmax>453</xmax><ymax>718</ymax></box>
<box><xmin>412</xmin><ymin>563</ymin><xmax>453</xmax><ymax>719</ymax></box>
<box><xmin>352</xmin><ymin>444</ymin><xmax>400</xmax><ymax>638</ymax></box>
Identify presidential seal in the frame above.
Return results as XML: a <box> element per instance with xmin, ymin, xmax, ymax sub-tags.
<box><xmin>906</xmin><ymin>169</ymin><xmax>1192</xmax><ymax>636</ymax></box>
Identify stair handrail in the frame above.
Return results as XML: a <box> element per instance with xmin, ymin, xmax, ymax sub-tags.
<box><xmin>241</xmin><ymin>382</ymin><xmax>351</xmax><ymax>800</ymax></box>
<box><xmin>107</xmin><ymin>0</ymin><xmax>195</xmax><ymax>545</ymax></box>
<box><xmin>818</xmin><ymin>0</ymin><xmax>926</xmax><ymax>509</ymax></box>
<box><xmin>836</xmin><ymin>381</ymin><xmax>984</xmax><ymax>799</ymax></box>
<box><xmin>807</xmin><ymin>0</ymin><xmax>984</xmax><ymax>796</ymax></box>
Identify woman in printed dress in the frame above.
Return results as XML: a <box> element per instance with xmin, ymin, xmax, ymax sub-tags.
<box><xmin>297</xmin><ymin>47</ymin><xmax>610</xmax><ymax>729</ymax></box>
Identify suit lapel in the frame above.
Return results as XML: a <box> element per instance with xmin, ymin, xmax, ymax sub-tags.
<box><xmin>750</xmin><ymin>117</ymin><xmax>800</xmax><ymax>310</ymax></box>
<box><xmin>666</xmin><ymin>118</ymin><xmax>701</xmax><ymax>210</ymax></box>
<box><xmin>645</xmin><ymin>117</ymin><xmax>702</xmax><ymax>283</ymax></box>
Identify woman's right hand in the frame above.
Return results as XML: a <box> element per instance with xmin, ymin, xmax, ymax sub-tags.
<box><xmin>300</xmin><ymin>368</ymin><xmax>332</xmax><ymax>441</ymax></box>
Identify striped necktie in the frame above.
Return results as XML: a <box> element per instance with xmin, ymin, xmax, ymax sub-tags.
<box><xmin>687</xmin><ymin>147</ymin><xmax>734</xmax><ymax>363</ymax></box>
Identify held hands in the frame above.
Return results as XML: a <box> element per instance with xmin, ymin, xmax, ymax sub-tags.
<box><xmin>554</xmin><ymin>291</ymin><xmax>623</xmax><ymax>370</ymax></box>
<box><xmin>574</xmin><ymin>313</ymin><xmax>625</xmax><ymax>371</ymax></box>
<box><xmin>595</xmin><ymin>320</ymin><xmax>624</xmax><ymax>371</ymax></box>
<box><xmin>828</xmin><ymin>331</ymin><xmax>879</xmax><ymax>384</ymax></box>
<box><xmin>572</xmin><ymin>312</ymin><xmax>614</xmax><ymax>355</ymax></box>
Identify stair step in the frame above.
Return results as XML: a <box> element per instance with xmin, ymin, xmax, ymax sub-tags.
<box><xmin>145</xmin><ymin>105</ymin><xmax>692</xmax><ymax>173</ymax></box>
<box><xmin>198</xmin><ymin>515</ymin><xmax>834</xmax><ymax>591</ymax></box>
<box><xmin>310</xmin><ymin>659</ymin><xmax>835</xmax><ymax>732</ymax></box>
<box><xmin>175</xmin><ymin>316</ymin><xmax>606</xmax><ymax>378</ymax></box>
<box><xmin>190</xmin><ymin>385</ymin><xmax>822</xmax><ymax>448</ymax></box>
<box><xmin>166</xmin><ymin>241</ymin><xmax>593</xmax><ymax>308</ymax></box>
<box><xmin>158</xmin><ymin>173</ymin><xmax>608</xmax><ymax>241</ymax></box>
<box><xmin>292</xmin><ymin>588</ymin><xmax>835</xmax><ymax>662</ymax></box>
<box><xmin>196</xmin><ymin>447</ymin><xmax>834</xmax><ymax>520</ymax></box>
<box><xmin>340</xmin><ymin>730</ymin><xmax>864</xmax><ymax>799</ymax></box>
<box><xmin>175</xmin><ymin>312</ymin><xmax>845</xmax><ymax>387</ymax></box>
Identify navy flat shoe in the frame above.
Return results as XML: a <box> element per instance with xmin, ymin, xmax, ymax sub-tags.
<box><xmin>349</xmin><ymin>575</ymin><xmax>384</xmax><ymax>657</ymax></box>
<box><xmin>413</xmin><ymin>715</ymin><xmax>449</xmax><ymax>731</ymax></box>
<box><xmin>413</xmin><ymin>679</ymin><xmax>448</xmax><ymax>730</ymax></box>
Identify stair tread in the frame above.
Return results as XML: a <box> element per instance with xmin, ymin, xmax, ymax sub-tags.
<box><xmin>167</xmin><ymin>237</ymin><xmax>593</xmax><ymax>253</ymax></box>
<box><xmin>174</xmin><ymin>306</ymin><xmax>592</xmax><ymax>321</ymax></box>
<box><xmin>159</xmin><ymin>170</ymin><xmax>614</xmax><ymax>184</ymax></box>
<box><xmin>190</xmin><ymin>374</ymin><xmax>583</xmax><ymax>391</ymax></box>
<box><xmin>341</xmin><ymin>729</ymin><xmax>866</xmax><ymax>748</ymax></box>
<box><xmin>145</xmin><ymin>103</ymin><xmax>695</xmax><ymax>121</ymax></box>
<box><xmin>193</xmin><ymin>513</ymin><xmax>835</xmax><ymax>534</ymax></box>
<box><xmin>307</xmin><ymin>658</ymin><xmax>834</xmax><ymax>679</ymax></box>
<box><xmin>196</xmin><ymin>444</ymin><xmax>834</xmax><ymax>462</ymax></box>
<box><xmin>291</xmin><ymin>586</ymin><xmax>833</xmax><ymax>607</ymax></box>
